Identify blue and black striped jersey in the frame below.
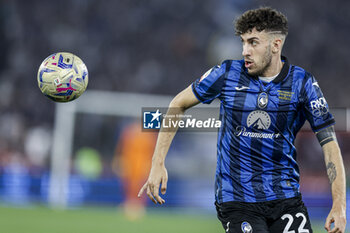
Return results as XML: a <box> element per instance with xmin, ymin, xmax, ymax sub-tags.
<box><xmin>192</xmin><ymin>57</ymin><xmax>335</xmax><ymax>203</ymax></box>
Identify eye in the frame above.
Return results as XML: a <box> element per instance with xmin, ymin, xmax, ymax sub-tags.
<box><xmin>251</xmin><ymin>40</ymin><xmax>258</xmax><ymax>46</ymax></box>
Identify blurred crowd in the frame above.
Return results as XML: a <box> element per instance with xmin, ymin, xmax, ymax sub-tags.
<box><xmin>0</xmin><ymin>0</ymin><xmax>349</xmax><ymax>206</ymax></box>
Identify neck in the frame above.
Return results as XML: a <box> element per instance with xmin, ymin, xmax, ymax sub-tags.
<box><xmin>262</xmin><ymin>54</ymin><xmax>283</xmax><ymax>77</ymax></box>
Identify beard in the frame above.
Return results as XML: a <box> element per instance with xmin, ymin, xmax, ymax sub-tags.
<box><xmin>247</xmin><ymin>45</ymin><xmax>272</xmax><ymax>77</ymax></box>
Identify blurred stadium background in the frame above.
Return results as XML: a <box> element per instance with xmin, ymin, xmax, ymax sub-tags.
<box><xmin>0</xmin><ymin>0</ymin><xmax>349</xmax><ymax>232</ymax></box>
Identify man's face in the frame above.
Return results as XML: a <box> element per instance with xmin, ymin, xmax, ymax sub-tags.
<box><xmin>240</xmin><ymin>28</ymin><xmax>273</xmax><ymax>77</ymax></box>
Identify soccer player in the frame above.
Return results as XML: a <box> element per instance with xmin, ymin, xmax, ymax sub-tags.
<box><xmin>138</xmin><ymin>7</ymin><xmax>346</xmax><ymax>233</ymax></box>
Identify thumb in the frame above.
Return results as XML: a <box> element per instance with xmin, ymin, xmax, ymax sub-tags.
<box><xmin>161</xmin><ymin>177</ymin><xmax>168</xmax><ymax>195</ymax></box>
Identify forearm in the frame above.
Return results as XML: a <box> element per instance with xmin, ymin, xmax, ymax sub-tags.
<box><xmin>151</xmin><ymin>104</ymin><xmax>185</xmax><ymax>165</ymax></box>
<box><xmin>323</xmin><ymin>141</ymin><xmax>346</xmax><ymax>210</ymax></box>
<box><xmin>151</xmin><ymin>85</ymin><xmax>200</xmax><ymax>166</ymax></box>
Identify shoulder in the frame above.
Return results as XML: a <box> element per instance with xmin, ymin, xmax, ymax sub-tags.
<box><xmin>215</xmin><ymin>59</ymin><xmax>244</xmax><ymax>76</ymax></box>
<box><xmin>291</xmin><ymin>65</ymin><xmax>314</xmax><ymax>82</ymax></box>
<box><xmin>291</xmin><ymin>65</ymin><xmax>322</xmax><ymax>100</ymax></box>
<box><xmin>203</xmin><ymin>59</ymin><xmax>243</xmax><ymax>78</ymax></box>
<box><xmin>197</xmin><ymin>59</ymin><xmax>243</xmax><ymax>85</ymax></box>
<box><xmin>220</xmin><ymin>59</ymin><xmax>244</xmax><ymax>69</ymax></box>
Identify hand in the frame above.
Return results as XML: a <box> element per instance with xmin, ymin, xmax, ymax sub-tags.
<box><xmin>138</xmin><ymin>163</ymin><xmax>168</xmax><ymax>204</ymax></box>
<box><xmin>325</xmin><ymin>206</ymin><xmax>346</xmax><ymax>233</ymax></box>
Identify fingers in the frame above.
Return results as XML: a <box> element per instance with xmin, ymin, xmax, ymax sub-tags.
<box><xmin>329</xmin><ymin>227</ymin><xmax>340</xmax><ymax>233</ymax></box>
<box><xmin>153</xmin><ymin>184</ymin><xmax>165</xmax><ymax>204</ymax></box>
<box><xmin>161</xmin><ymin>176</ymin><xmax>168</xmax><ymax>195</ymax></box>
<box><xmin>138</xmin><ymin>183</ymin><xmax>147</xmax><ymax>197</ymax></box>
<box><xmin>138</xmin><ymin>181</ymin><xmax>165</xmax><ymax>204</ymax></box>
<box><xmin>146</xmin><ymin>185</ymin><xmax>157</xmax><ymax>204</ymax></box>
<box><xmin>330</xmin><ymin>221</ymin><xmax>346</xmax><ymax>233</ymax></box>
<box><xmin>325</xmin><ymin>216</ymin><xmax>346</xmax><ymax>233</ymax></box>
<box><xmin>325</xmin><ymin>217</ymin><xmax>333</xmax><ymax>232</ymax></box>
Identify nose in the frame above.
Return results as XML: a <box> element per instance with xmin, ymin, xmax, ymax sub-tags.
<box><xmin>242</xmin><ymin>44</ymin><xmax>250</xmax><ymax>57</ymax></box>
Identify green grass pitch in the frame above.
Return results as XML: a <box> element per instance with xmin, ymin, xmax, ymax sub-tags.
<box><xmin>0</xmin><ymin>206</ymin><xmax>330</xmax><ymax>233</ymax></box>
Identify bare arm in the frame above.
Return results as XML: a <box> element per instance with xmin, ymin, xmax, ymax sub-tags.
<box><xmin>138</xmin><ymin>85</ymin><xmax>200</xmax><ymax>204</ymax></box>
<box><xmin>316</xmin><ymin>127</ymin><xmax>347</xmax><ymax>233</ymax></box>
<box><xmin>151</xmin><ymin>85</ymin><xmax>200</xmax><ymax>167</ymax></box>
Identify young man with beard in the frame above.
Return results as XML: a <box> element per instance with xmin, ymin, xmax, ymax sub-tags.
<box><xmin>138</xmin><ymin>7</ymin><xmax>346</xmax><ymax>233</ymax></box>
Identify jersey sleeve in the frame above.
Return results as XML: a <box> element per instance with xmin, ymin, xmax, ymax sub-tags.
<box><xmin>191</xmin><ymin>61</ymin><xmax>227</xmax><ymax>104</ymax></box>
<box><xmin>301</xmin><ymin>74</ymin><xmax>335</xmax><ymax>132</ymax></box>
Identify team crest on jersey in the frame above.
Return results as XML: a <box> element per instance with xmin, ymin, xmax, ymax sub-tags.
<box><xmin>247</xmin><ymin>110</ymin><xmax>271</xmax><ymax>130</ymax></box>
<box><xmin>241</xmin><ymin>221</ymin><xmax>253</xmax><ymax>233</ymax></box>
<box><xmin>257</xmin><ymin>92</ymin><xmax>268</xmax><ymax>109</ymax></box>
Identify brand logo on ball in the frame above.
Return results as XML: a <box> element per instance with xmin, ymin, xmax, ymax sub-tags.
<box><xmin>54</xmin><ymin>78</ymin><xmax>61</xmax><ymax>85</ymax></box>
<box><xmin>257</xmin><ymin>92</ymin><xmax>268</xmax><ymax>109</ymax></box>
<box><xmin>241</xmin><ymin>221</ymin><xmax>253</xmax><ymax>233</ymax></box>
<box><xmin>247</xmin><ymin>110</ymin><xmax>271</xmax><ymax>130</ymax></box>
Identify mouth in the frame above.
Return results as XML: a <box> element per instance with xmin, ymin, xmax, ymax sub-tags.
<box><xmin>245</xmin><ymin>60</ymin><xmax>254</xmax><ymax>69</ymax></box>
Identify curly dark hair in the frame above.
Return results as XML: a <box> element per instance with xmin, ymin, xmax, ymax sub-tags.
<box><xmin>234</xmin><ymin>7</ymin><xmax>288</xmax><ymax>36</ymax></box>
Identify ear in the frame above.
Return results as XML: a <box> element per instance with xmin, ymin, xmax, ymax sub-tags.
<box><xmin>272</xmin><ymin>38</ymin><xmax>283</xmax><ymax>54</ymax></box>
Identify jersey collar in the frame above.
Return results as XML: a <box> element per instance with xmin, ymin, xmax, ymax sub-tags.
<box><xmin>272</xmin><ymin>56</ymin><xmax>290</xmax><ymax>83</ymax></box>
<box><xmin>244</xmin><ymin>56</ymin><xmax>290</xmax><ymax>83</ymax></box>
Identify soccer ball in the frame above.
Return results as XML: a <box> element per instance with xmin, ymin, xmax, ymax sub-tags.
<box><xmin>37</xmin><ymin>52</ymin><xmax>88</xmax><ymax>102</ymax></box>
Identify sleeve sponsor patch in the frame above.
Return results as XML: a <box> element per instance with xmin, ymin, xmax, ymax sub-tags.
<box><xmin>310</xmin><ymin>97</ymin><xmax>329</xmax><ymax>117</ymax></box>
